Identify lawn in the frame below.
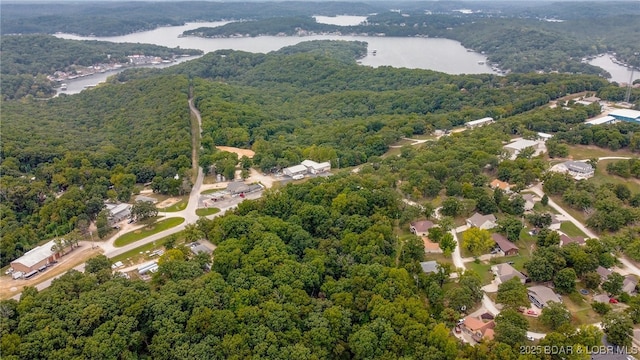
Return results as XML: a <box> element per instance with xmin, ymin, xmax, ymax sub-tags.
<box><xmin>423</xmin><ymin>253</ymin><xmax>454</xmax><ymax>267</ymax></box>
<box><xmin>202</xmin><ymin>188</ymin><xmax>224</xmax><ymax>195</ymax></box>
<box><xmin>110</xmin><ymin>230</ymin><xmax>188</xmax><ymax>265</ymax></box>
<box><xmin>465</xmin><ymin>261</ymin><xmax>494</xmax><ymax>285</ymax></box>
<box><xmin>560</xmin><ymin>222</ymin><xmax>588</xmax><ymax>238</ymax></box>
<box><xmin>550</xmin><ymin>195</ymin><xmax>588</xmax><ymax>225</ymax></box>
<box><xmin>568</xmin><ymin>145</ymin><xmax>635</xmax><ymax>160</ymax></box>
<box><xmin>532</xmin><ymin>201</ymin><xmax>559</xmax><ymax>214</ymax></box>
<box><xmin>114</xmin><ymin>217</ymin><xmax>185</xmax><ymax>247</ymax></box>
<box><xmin>195</xmin><ymin>207</ymin><xmax>220</xmax><ymax>216</ymax></box>
<box><xmin>589</xmin><ymin>159</ymin><xmax>640</xmax><ymax>194</ymax></box>
<box><xmin>562</xmin><ymin>291</ymin><xmax>601</xmax><ymax>326</ymax></box>
<box><xmin>159</xmin><ymin>199</ymin><xmax>188</xmax><ymax>212</ymax></box>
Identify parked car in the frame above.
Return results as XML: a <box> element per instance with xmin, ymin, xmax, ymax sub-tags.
<box><xmin>455</xmin><ymin>326</ymin><xmax>461</xmax><ymax>334</ymax></box>
<box><xmin>609</xmin><ymin>298</ymin><xmax>619</xmax><ymax>304</ymax></box>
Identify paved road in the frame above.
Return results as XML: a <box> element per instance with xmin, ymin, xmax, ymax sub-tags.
<box><xmin>529</xmin><ymin>183</ymin><xmax>599</xmax><ymax>239</ymax></box>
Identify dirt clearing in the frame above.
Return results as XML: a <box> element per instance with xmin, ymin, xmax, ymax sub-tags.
<box><xmin>216</xmin><ymin>146</ymin><xmax>255</xmax><ymax>158</ymax></box>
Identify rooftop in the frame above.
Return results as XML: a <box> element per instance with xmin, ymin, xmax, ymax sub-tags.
<box><xmin>492</xmin><ymin>233</ymin><xmax>519</xmax><ymax>253</ymax></box>
<box><xmin>420</xmin><ymin>261</ymin><xmax>439</xmax><ymax>274</ymax></box>
<box><xmin>609</xmin><ymin>109</ymin><xmax>640</xmax><ymax>120</ymax></box>
<box><xmin>528</xmin><ymin>285</ymin><xmax>561</xmax><ymax>306</ymax></box>
<box><xmin>564</xmin><ymin>161</ymin><xmax>593</xmax><ymax>173</ymax></box>
<box><xmin>11</xmin><ymin>240</ymin><xmax>57</xmax><ymax>268</ymax></box>
<box><xmin>410</xmin><ymin>220</ymin><xmax>435</xmax><ymax>233</ymax></box>
<box><xmin>467</xmin><ymin>212</ymin><xmax>497</xmax><ymax>227</ymax></box>
<box><xmin>504</xmin><ymin>139</ymin><xmax>539</xmax><ymax>151</ymax></box>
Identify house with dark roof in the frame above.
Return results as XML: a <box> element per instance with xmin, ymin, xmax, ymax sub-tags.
<box><xmin>561</xmin><ymin>161</ymin><xmax>595</xmax><ymax>179</ymax></box>
<box><xmin>528</xmin><ymin>285</ymin><xmax>562</xmax><ymax>308</ymax></box>
<box><xmin>560</xmin><ymin>234</ymin><xmax>585</xmax><ymax>246</ymax></box>
<box><xmin>466</xmin><ymin>213</ymin><xmax>497</xmax><ymax>230</ymax></box>
<box><xmin>410</xmin><ymin>220</ymin><xmax>435</xmax><ymax>236</ymax></box>
<box><xmin>461</xmin><ymin>316</ymin><xmax>495</xmax><ymax>343</ymax></box>
<box><xmin>492</xmin><ymin>263</ymin><xmax>527</xmax><ymax>284</ymax></box>
<box><xmin>492</xmin><ymin>233</ymin><xmax>519</xmax><ymax>256</ymax></box>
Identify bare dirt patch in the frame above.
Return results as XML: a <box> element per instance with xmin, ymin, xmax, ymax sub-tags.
<box><xmin>1</xmin><ymin>244</ymin><xmax>103</xmax><ymax>300</ymax></box>
<box><xmin>156</xmin><ymin>197</ymin><xmax>180</xmax><ymax>208</ymax></box>
<box><xmin>216</xmin><ymin>146</ymin><xmax>255</xmax><ymax>158</ymax></box>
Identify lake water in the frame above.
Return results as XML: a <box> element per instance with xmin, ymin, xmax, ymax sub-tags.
<box><xmin>56</xmin><ymin>18</ymin><xmax>637</xmax><ymax>85</ymax></box>
<box><xmin>55</xmin><ymin>20</ymin><xmax>497</xmax><ymax>77</ymax></box>
<box><xmin>588</xmin><ymin>55</ymin><xmax>640</xmax><ymax>84</ymax></box>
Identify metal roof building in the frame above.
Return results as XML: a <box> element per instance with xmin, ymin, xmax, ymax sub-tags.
<box><xmin>609</xmin><ymin>109</ymin><xmax>640</xmax><ymax>123</ymax></box>
<box><xmin>585</xmin><ymin>116</ymin><xmax>616</xmax><ymax>126</ymax></box>
<box><xmin>10</xmin><ymin>240</ymin><xmax>59</xmax><ymax>273</ymax></box>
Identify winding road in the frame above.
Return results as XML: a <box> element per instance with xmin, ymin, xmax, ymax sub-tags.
<box><xmin>9</xmin><ymin>92</ymin><xmax>263</xmax><ymax>299</ymax></box>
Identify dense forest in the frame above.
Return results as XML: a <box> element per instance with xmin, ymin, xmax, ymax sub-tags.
<box><xmin>4</xmin><ymin>17</ymin><xmax>640</xmax><ymax>357</ymax></box>
<box><xmin>1</xmin><ymin>76</ymin><xmax>193</xmax><ymax>266</ymax></box>
<box><xmin>3</xmin><ymin>39</ymin><xmax>639</xmax><ymax>269</ymax></box>
<box><xmin>0</xmin><ymin>174</ymin><xmax>611</xmax><ymax>359</ymax></box>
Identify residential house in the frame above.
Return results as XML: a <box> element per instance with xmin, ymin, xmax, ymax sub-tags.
<box><xmin>492</xmin><ymin>263</ymin><xmax>527</xmax><ymax>284</ymax></box>
<box><xmin>410</xmin><ymin>220</ymin><xmax>435</xmax><ymax>236</ymax></box>
<box><xmin>623</xmin><ymin>276</ymin><xmax>638</xmax><ymax>296</ymax></box>
<box><xmin>549</xmin><ymin>214</ymin><xmax>563</xmax><ymax>231</ymax></box>
<box><xmin>560</xmin><ymin>161</ymin><xmax>595</xmax><ymax>180</ymax></box>
<box><xmin>592</xmin><ymin>294</ymin><xmax>610</xmax><ymax>303</ymax></box>
<box><xmin>461</xmin><ymin>316</ymin><xmax>495</xmax><ymax>342</ymax></box>
<box><xmin>422</xmin><ymin>237</ymin><xmax>442</xmax><ymax>254</ymax></box>
<box><xmin>560</xmin><ymin>234</ymin><xmax>585</xmax><ymax>247</ymax></box>
<box><xmin>522</xmin><ymin>194</ymin><xmax>536</xmax><ymax>212</ymax></box>
<box><xmin>490</xmin><ymin>179</ymin><xmax>511</xmax><ymax>193</ymax></box>
<box><xmin>492</xmin><ymin>233</ymin><xmax>519</xmax><ymax>256</ymax></box>
<box><xmin>419</xmin><ymin>261</ymin><xmax>439</xmax><ymax>274</ymax></box>
<box><xmin>528</xmin><ymin>285</ymin><xmax>562</xmax><ymax>308</ymax></box>
<box><xmin>596</xmin><ymin>266</ymin><xmax>612</xmax><ymax>282</ymax></box>
<box><xmin>466</xmin><ymin>213</ymin><xmax>497</xmax><ymax>230</ymax></box>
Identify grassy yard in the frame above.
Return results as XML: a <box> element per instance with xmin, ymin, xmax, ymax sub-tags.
<box><xmin>589</xmin><ymin>159</ymin><xmax>640</xmax><ymax>194</ymax></box>
<box><xmin>202</xmin><ymin>188</ymin><xmax>224</xmax><ymax>195</ymax></box>
<box><xmin>465</xmin><ymin>261</ymin><xmax>494</xmax><ymax>285</ymax></box>
<box><xmin>423</xmin><ymin>253</ymin><xmax>454</xmax><ymax>267</ymax></box>
<box><xmin>195</xmin><ymin>207</ymin><xmax>221</xmax><ymax>216</ymax></box>
<box><xmin>563</xmin><ymin>291</ymin><xmax>601</xmax><ymax>326</ymax></box>
<box><xmin>110</xmin><ymin>230</ymin><xmax>188</xmax><ymax>265</ymax></box>
<box><xmin>532</xmin><ymin>202</ymin><xmax>559</xmax><ymax>214</ymax></box>
<box><xmin>560</xmin><ymin>222</ymin><xmax>588</xmax><ymax>238</ymax></box>
<box><xmin>550</xmin><ymin>195</ymin><xmax>588</xmax><ymax>225</ymax></box>
<box><xmin>159</xmin><ymin>199</ymin><xmax>188</xmax><ymax>212</ymax></box>
<box><xmin>568</xmin><ymin>145</ymin><xmax>635</xmax><ymax>160</ymax></box>
<box><xmin>114</xmin><ymin>217</ymin><xmax>185</xmax><ymax>247</ymax></box>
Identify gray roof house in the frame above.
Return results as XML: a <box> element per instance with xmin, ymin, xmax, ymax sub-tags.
<box><xmin>492</xmin><ymin>263</ymin><xmax>527</xmax><ymax>284</ymax></box>
<box><xmin>420</xmin><ymin>261</ymin><xmax>439</xmax><ymax>274</ymax></box>
<box><xmin>466</xmin><ymin>213</ymin><xmax>497</xmax><ymax>230</ymax></box>
<box><xmin>528</xmin><ymin>285</ymin><xmax>562</xmax><ymax>308</ymax></box>
<box><xmin>623</xmin><ymin>275</ymin><xmax>638</xmax><ymax>295</ymax></box>
<box><xmin>562</xmin><ymin>161</ymin><xmax>595</xmax><ymax>179</ymax></box>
